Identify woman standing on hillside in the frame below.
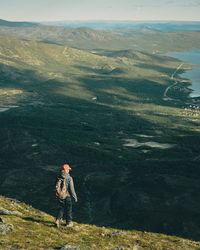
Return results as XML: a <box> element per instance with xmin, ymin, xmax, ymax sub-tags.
<box><xmin>55</xmin><ymin>163</ymin><xmax>78</xmax><ymax>228</ymax></box>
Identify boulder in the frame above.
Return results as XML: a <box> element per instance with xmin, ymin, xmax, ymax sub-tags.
<box><xmin>0</xmin><ymin>207</ymin><xmax>22</xmax><ymax>216</ymax></box>
<box><xmin>60</xmin><ymin>245</ymin><xmax>80</xmax><ymax>250</ymax></box>
<box><xmin>0</xmin><ymin>223</ymin><xmax>14</xmax><ymax>235</ymax></box>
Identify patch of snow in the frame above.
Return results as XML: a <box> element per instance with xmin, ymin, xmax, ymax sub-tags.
<box><xmin>118</xmin><ymin>155</ymin><xmax>123</xmax><ymax>159</ymax></box>
<box><xmin>0</xmin><ymin>105</ymin><xmax>19</xmax><ymax>112</ymax></box>
<box><xmin>135</xmin><ymin>134</ymin><xmax>154</xmax><ymax>138</ymax></box>
<box><xmin>123</xmin><ymin>139</ymin><xmax>175</xmax><ymax>149</ymax></box>
<box><xmin>142</xmin><ymin>150</ymin><xmax>150</xmax><ymax>153</ymax></box>
<box><xmin>0</xmin><ymin>108</ymin><xmax>10</xmax><ymax>112</ymax></box>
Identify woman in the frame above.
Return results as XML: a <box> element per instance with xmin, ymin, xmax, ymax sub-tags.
<box><xmin>55</xmin><ymin>163</ymin><xmax>78</xmax><ymax>228</ymax></box>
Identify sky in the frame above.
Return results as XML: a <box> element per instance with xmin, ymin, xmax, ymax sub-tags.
<box><xmin>0</xmin><ymin>0</ymin><xmax>200</xmax><ymax>22</ymax></box>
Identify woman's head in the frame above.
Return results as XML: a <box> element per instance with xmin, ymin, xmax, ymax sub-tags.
<box><xmin>61</xmin><ymin>163</ymin><xmax>71</xmax><ymax>173</ymax></box>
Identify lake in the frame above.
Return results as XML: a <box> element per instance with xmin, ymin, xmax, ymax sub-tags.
<box><xmin>166</xmin><ymin>50</ymin><xmax>200</xmax><ymax>98</ymax></box>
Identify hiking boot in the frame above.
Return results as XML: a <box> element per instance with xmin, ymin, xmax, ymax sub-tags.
<box><xmin>55</xmin><ymin>219</ymin><xmax>60</xmax><ymax>228</ymax></box>
<box><xmin>66</xmin><ymin>221</ymin><xmax>73</xmax><ymax>227</ymax></box>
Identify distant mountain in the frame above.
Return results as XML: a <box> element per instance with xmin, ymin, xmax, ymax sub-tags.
<box><xmin>0</xmin><ymin>23</ymin><xmax>200</xmax><ymax>52</ymax></box>
<box><xmin>42</xmin><ymin>20</ymin><xmax>200</xmax><ymax>32</ymax></box>
<box><xmin>0</xmin><ymin>19</ymin><xmax>39</xmax><ymax>27</ymax></box>
<box><xmin>0</xmin><ymin>24</ymin><xmax>121</xmax><ymax>49</ymax></box>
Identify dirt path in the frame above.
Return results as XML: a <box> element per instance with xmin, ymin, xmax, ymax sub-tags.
<box><xmin>62</xmin><ymin>47</ymin><xmax>68</xmax><ymax>58</ymax></box>
<box><xmin>163</xmin><ymin>63</ymin><xmax>184</xmax><ymax>100</ymax></box>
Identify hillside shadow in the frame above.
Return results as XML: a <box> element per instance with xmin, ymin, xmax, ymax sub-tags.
<box><xmin>75</xmin><ymin>74</ymin><xmax>184</xmax><ymax>108</ymax></box>
<box><xmin>23</xmin><ymin>216</ymin><xmax>55</xmax><ymax>227</ymax></box>
<box><xmin>0</xmin><ymin>63</ymin><xmax>200</xmax><ymax>241</ymax></box>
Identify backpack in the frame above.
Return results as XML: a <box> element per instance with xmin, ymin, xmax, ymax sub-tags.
<box><xmin>55</xmin><ymin>178</ymin><xmax>69</xmax><ymax>200</ymax></box>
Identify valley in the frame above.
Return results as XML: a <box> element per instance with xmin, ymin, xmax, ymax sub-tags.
<box><xmin>0</xmin><ymin>19</ymin><xmax>200</xmax><ymax>248</ymax></box>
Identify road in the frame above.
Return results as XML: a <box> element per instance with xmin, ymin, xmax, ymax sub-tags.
<box><xmin>163</xmin><ymin>63</ymin><xmax>184</xmax><ymax>100</ymax></box>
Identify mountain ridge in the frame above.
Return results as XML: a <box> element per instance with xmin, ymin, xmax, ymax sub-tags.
<box><xmin>0</xmin><ymin>19</ymin><xmax>200</xmax><ymax>52</ymax></box>
<box><xmin>0</xmin><ymin>19</ymin><xmax>40</xmax><ymax>27</ymax></box>
<box><xmin>42</xmin><ymin>20</ymin><xmax>200</xmax><ymax>32</ymax></box>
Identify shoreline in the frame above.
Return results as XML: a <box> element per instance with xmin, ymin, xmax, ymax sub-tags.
<box><xmin>163</xmin><ymin>52</ymin><xmax>200</xmax><ymax>103</ymax></box>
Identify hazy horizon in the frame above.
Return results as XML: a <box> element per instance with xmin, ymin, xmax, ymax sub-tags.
<box><xmin>0</xmin><ymin>0</ymin><xmax>200</xmax><ymax>22</ymax></box>
<box><xmin>2</xmin><ymin>19</ymin><xmax>200</xmax><ymax>24</ymax></box>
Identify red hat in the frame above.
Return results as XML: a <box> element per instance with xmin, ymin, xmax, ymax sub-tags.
<box><xmin>62</xmin><ymin>164</ymin><xmax>71</xmax><ymax>172</ymax></box>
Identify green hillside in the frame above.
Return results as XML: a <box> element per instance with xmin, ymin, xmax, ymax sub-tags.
<box><xmin>1</xmin><ymin>196</ymin><xmax>200</xmax><ymax>250</ymax></box>
<box><xmin>0</xmin><ymin>23</ymin><xmax>200</xmax><ymax>52</ymax></box>
<box><xmin>0</xmin><ymin>36</ymin><xmax>200</xmax><ymax>247</ymax></box>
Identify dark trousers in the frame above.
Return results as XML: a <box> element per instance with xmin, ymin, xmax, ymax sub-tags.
<box><xmin>56</xmin><ymin>197</ymin><xmax>72</xmax><ymax>223</ymax></box>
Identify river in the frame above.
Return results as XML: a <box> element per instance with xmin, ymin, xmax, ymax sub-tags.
<box><xmin>166</xmin><ymin>50</ymin><xmax>200</xmax><ymax>98</ymax></box>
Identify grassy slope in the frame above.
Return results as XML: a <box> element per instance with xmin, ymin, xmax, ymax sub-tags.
<box><xmin>0</xmin><ymin>36</ymin><xmax>200</xmax><ymax>244</ymax></box>
<box><xmin>1</xmin><ymin>196</ymin><xmax>200</xmax><ymax>250</ymax></box>
<box><xmin>0</xmin><ymin>25</ymin><xmax>200</xmax><ymax>52</ymax></box>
